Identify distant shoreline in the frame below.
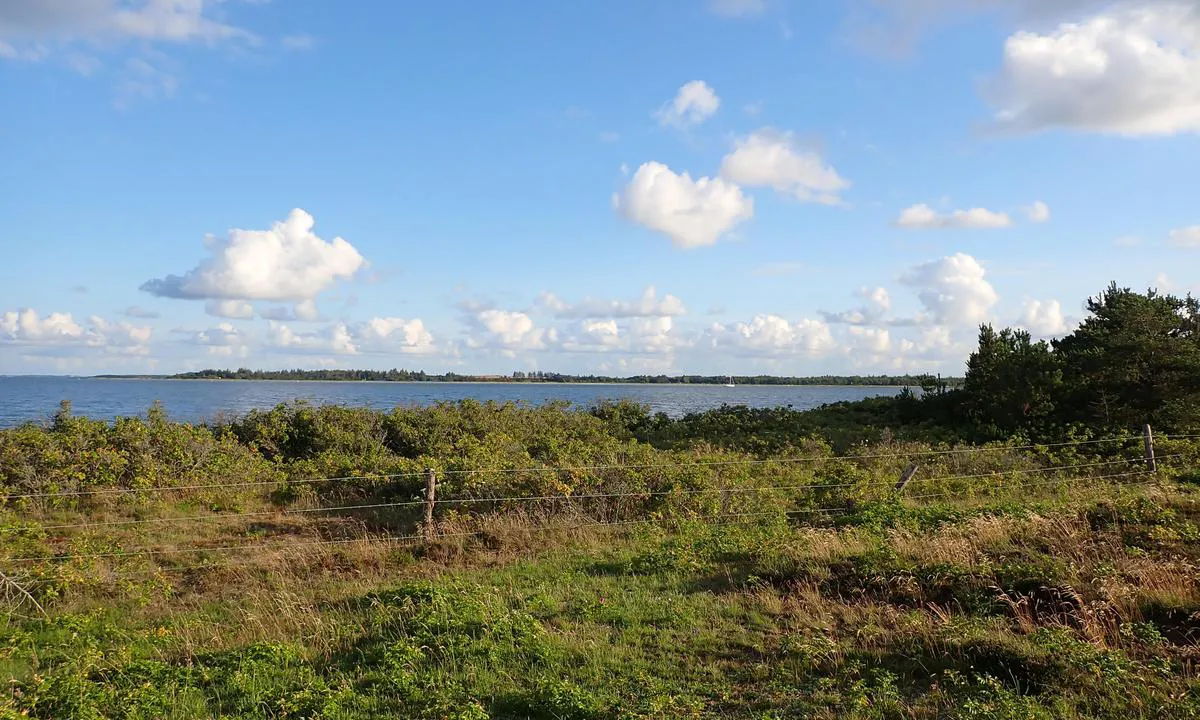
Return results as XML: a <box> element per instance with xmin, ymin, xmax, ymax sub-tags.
<box><xmin>86</xmin><ymin>377</ymin><xmax>915</xmax><ymax>388</ymax></box>
<box><xmin>82</xmin><ymin>372</ymin><xmax>956</xmax><ymax>388</ymax></box>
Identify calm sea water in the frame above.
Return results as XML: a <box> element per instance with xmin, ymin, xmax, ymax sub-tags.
<box><xmin>0</xmin><ymin>377</ymin><xmax>907</xmax><ymax>427</ymax></box>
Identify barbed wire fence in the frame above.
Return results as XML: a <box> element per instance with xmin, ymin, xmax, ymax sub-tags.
<box><xmin>0</xmin><ymin>429</ymin><xmax>1189</xmax><ymax>579</ymax></box>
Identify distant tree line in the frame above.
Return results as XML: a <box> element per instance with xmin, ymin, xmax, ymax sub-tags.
<box><xmin>166</xmin><ymin>368</ymin><xmax>958</xmax><ymax>387</ymax></box>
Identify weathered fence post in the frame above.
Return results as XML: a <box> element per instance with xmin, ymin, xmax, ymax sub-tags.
<box><xmin>718</xmin><ymin>468</ymin><xmax>730</xmax><ymax>518</ymax></box>
<box><xmin>1143</xmin><ymin>424</ymin><xmax>1157</xmax><ymax>473</ymax></box>
<box><xmin>424</xmin><ymin>468</ymin><xmax>437</xmax><ymax>541</ymax></box>
<box><xmin>895</xmin><ymin>463</ymin><xmax>919</xmax><ymax>493</ymax></box>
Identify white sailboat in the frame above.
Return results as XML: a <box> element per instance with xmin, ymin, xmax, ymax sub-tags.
<box><xmin>724</xmin><ymin>375</ymin><xmax>736</xmax><ymax>388</ymax></box>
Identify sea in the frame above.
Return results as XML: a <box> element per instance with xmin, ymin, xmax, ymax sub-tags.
<box><xmin>0</xmin><ymin>376</ymin><xmax>908</xmax><ymax>428</ymax></box>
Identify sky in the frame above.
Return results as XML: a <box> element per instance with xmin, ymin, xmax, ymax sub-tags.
<box><xmin>1</xmin><ymin>0</ymin><xmax>1198</xmax><ymax>377</ymax></box>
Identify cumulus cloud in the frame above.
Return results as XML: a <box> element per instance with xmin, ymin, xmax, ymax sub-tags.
<box><xmin>894</xmin><ymin>203</ymin><xmax>1014</xmax><ymax>229</ymax></box>
<box><xmin>269</xmin><ymin>322</ymin><xmax>357</xmax><ymax>356</ymax></box>
<box><xmin>191</xmin><ymin>322</ymin><xmax>250</xmax><ymax>357</ymax></box>
<box><xmin>614</xmin><ymin>162</ymin><xmax>754</xmax><ymax>248</ymax></box>
<box><xmin>561</xmin><ymin>316</ymin><xmax>686</xmax><ymax>355</ymax></box>
<box><xmin>260</xmin><ymin>300</ymin><xmax>322</xmax><ymax>322</ymax></box>
<box><xmin>820</xmin><ymin>287</ymin><xmax>892</xmax><ymax>325</ymax></box>
<box><xmin>720</xmin><ymin>128</ymin><xmax>850</xmax><ymax>205</ymax></box>
<box><xmin>850</xmin><ymin>0</ymin><xmax>1187</xmax><ymax>55</ymax></box>
<box><xmin>205</xmin><ymin>299</ymin><xmax>254</xmax><ymax>320</ymax></box>
<box><xmin>141</xmin><ymin>209</ymin><xmax>366</xmax><ymax>302</ymax></box>
<box><xmin>656</xmin><ymin>80</ymin><xmax>720</xmax><ymax>128</ymax></box>
<box><xmin>268</xmin><ymin>317</ymin><xmax>437</xmax><ymax>357</ymax></box>
<box><xmin>1</xmin><ymin>309</ymin><xmax>84</xmax><ymax>343</ymax></box>
<box><xmin>0</xmin><ymin>0</ymin><xmax>257</xmax><ymax>60</ymax></box>
<box><xmin>1024</xmin><ymin>200</ymin><xmax>1051</xmax><ymax>223</ymax></box>
<box><xmin>537</xmin><ymin>286</ymin><xmax>687</xmax><ymax>318</ymax></box>
<box><xmin>707</xmin><ymin>315</ymin><xmax>836</xmax><ymax>356</ymax></box>
<box><xmin>1</xmin><ymin>308</ymin><xmax>152</xmax><ymax>354</ymax></box>
<box><xmin>900</xmin><ymin>253</ymin><xmax>999</xmax><ymax>327</ymax></box>
<box><xmin>354</xmin><ymin>317</ymin><xmax>436</xmax><ymax>354</ymax></box>
<box><xmin>846</xmin><ymin>326</ymin><xmax>892</xmax><ymax>354</ymax></box>
<box><xmin>986</xmin><ymin>4</ymin><xmax>1200</xmax><ymax>135</ymax></box>
<box><xmin>1018</xmin><ymin>299</ymin><xmax>1073</xmax><ymax>337</ymax></box>
<box><xmin>1169</xmin><ymin>225</ymin><xmax>1200</xmax><ymax>247</ymax></box>
<box><xmin>468</xmin><ymin>310</ymin><xmax>555</xmax><ymax>353</ymax></box>
<box><xmin>0</xmin><ymin>0</ymin><xmax>253</xmax><ymax>42</ymax></box>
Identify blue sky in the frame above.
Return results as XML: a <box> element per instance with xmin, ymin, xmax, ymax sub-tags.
<box><xmin>2</xmin><ymin>0</ymin><xmax>1198</xmax><ymax>376</ymax></box>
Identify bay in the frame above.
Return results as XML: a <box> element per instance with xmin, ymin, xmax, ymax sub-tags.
<box><xmin>0</xmin><ymin>376</ymin><xmax>908</xmax><ymax>427</ymax></box>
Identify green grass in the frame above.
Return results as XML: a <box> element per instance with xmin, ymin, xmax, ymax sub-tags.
<box><xmin>3</xmin><ymin>402</ymin><xmax>1200</xmax><ymax>718</ymax></box>
<box><xmin>3</xmin><ymin>479</ymin><xmax>1199</xmax><ymax>719</ymax></box>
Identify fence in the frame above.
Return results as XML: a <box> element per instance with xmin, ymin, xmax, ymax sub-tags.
<box><xmin>0</xmin><ymin>429</ymin><xmax>1189</xmax><ymax>574</ymax></box>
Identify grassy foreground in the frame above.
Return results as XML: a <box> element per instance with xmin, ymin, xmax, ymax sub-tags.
<box><xmin>1</xmin><ymin>402</ymin><xmax>1199</xmax><ymax>718</ymax></box>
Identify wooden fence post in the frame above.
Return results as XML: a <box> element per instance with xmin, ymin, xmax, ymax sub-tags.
<box><xmin>424</xmin><ymin>468</ymin><xmax>437</xmax><ymax>540</ymax></box>
<box><xmin>895</xmin><ymin>463</ymin><xmax>919</xmax><ymax>493</ymax></box>
<box><xmin>1143</xmin><ymin>424</ymin><xmax>1157</xmax><ymax>473</ymax></box>
<box><xmin>718</xmin><ymin>468</ymin><xmax>730</xmax><ymax>518</ymax></box>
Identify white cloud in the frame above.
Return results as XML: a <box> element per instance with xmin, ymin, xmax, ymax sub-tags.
<box><xmin>709</xmin><ymin>0</ymin><xmax>767</xmax><ymax>17</ymax></box>
<box><xmin>1</xmin><ymin>308</ymin><xmax>152</xmax><ymax>353</ymax></box>
<box><xmin>852</xmin><ymin>0</ymin><xmax>1191</xmax><ymax>56</ymax></box>
<box><xmin>842</xmin><ymin>322</ymin><xmax>965</xmax><ymax>372</ymax></box>
<box><xmin>193</xmin><ymin>322</ymin><xmax>249</xmax><ymax>357</ymax></box>
<box><xmin>469</xmin><ymin>309</ymin><xmax>554</xmax><ymax>352</ymax></box>
<box><xmin>561</xmin><ymin>316</ymin><xmax>687</xmax><ymax>356</ymax></box>
<box><xmin>204</xmin><ymin>299</ymin><xmax>254</xmax><ymax>319</ymax></box>
<box><xmin>614</xmin><ymin>162</ymin><xmax>754</xmax><ymax>248</ymax></box>
<box><xmin>354</xmin><ymin>317</ymin><xmax>436</xmax><ymax>354</ymax></box>
<box><xmin>269</xmin><ymin>322</ymin><xmax>358</xmax><ymax>356</ymax></box>
<box><xmin>987</xmin><ymin>4</ymin><xmax>1200</xmax><ymax>135</ymax></box>
<box><xmin>719</xmin><ymin>128</ymin><xmax>850</xmax><ymax>205</ymax></box>
<box><xmin>900</xmin><ymin>253</ymin><xmax>999</xmax><ymax>326</ymax></box>
<box><xmin>894</xmin><ymin>203</ymin><xmax>1013</xmax><ymax>229</ymax></box>
<box><xmin>141</xmin><ymin>209</ymin><xmax>366</xmax><ymax>302</ymax></box>
<box><xmin>847</xmin><ymin>326</ymin><xmax>892</xmax><ymax>354</ymax></box>
<box><xmin>708</xmin><ymin>315</ymin><xmax>836</xmax><ymax>356</ymax></box>
<box><xmin>0</xmin><ymin>0</ymin><xmax>257</xmax><ymax>58</ymax></box>
<box><xmin>1169</xmin><ymin>225</ymin><xmax>1200</xmax><ymax>247</ymax></box>
<box><xmin>821</xmin><ymin>286</ymin><xmax>892</xmax><ymax>325</ymax></box>
<box><xmin>260</xmin><ymin>300</ymin><xmax>322</xmax><ymax>322</ymax></box>
<box><xmin>294</xmin><ymin>299</ymin><xmax>321</xmax><ymax>321</ymax></box>
<box><xmin>1</xmin><ymin>309</ymin><xmax>84</xmax><ymax>342</ymax></box>
<box><xmin>1024</xmin><ymin>200</ymin><xmax>1051</xmax><ymax>223</ymax></box>
<box><xmin>1113</xmin><ymin>235</ymin><xmax>1143</xmax><ymax>247</ymax></box>
<box><xmin>537</xmin><ymin>286</ymin><xmax>687</xmax><ymax>318</ymax></box>
<box><xmin>479</xmin><ymin>310</ymin><xmax>535</xmax><ymax>345</ymax></box>
<box><xmin>656</xmin><ymin>80</ymin><xmax>720</xmax><ymax>128</ymax></box>
<box><xmin>1018</xmin><ymin>299</ymin><xmax>1072</xmax><ymax>337</ymax></box>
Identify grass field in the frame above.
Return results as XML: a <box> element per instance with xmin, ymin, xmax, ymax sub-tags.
<box><xmin>2</xmin><ymin>403</ymin><xmax>1199</xmax><ymax>718</ymax></box>
<box><xmin>2</xmin><ymin>475</ymin><xmax>1198</xmax><ymax>718</ymax></box>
